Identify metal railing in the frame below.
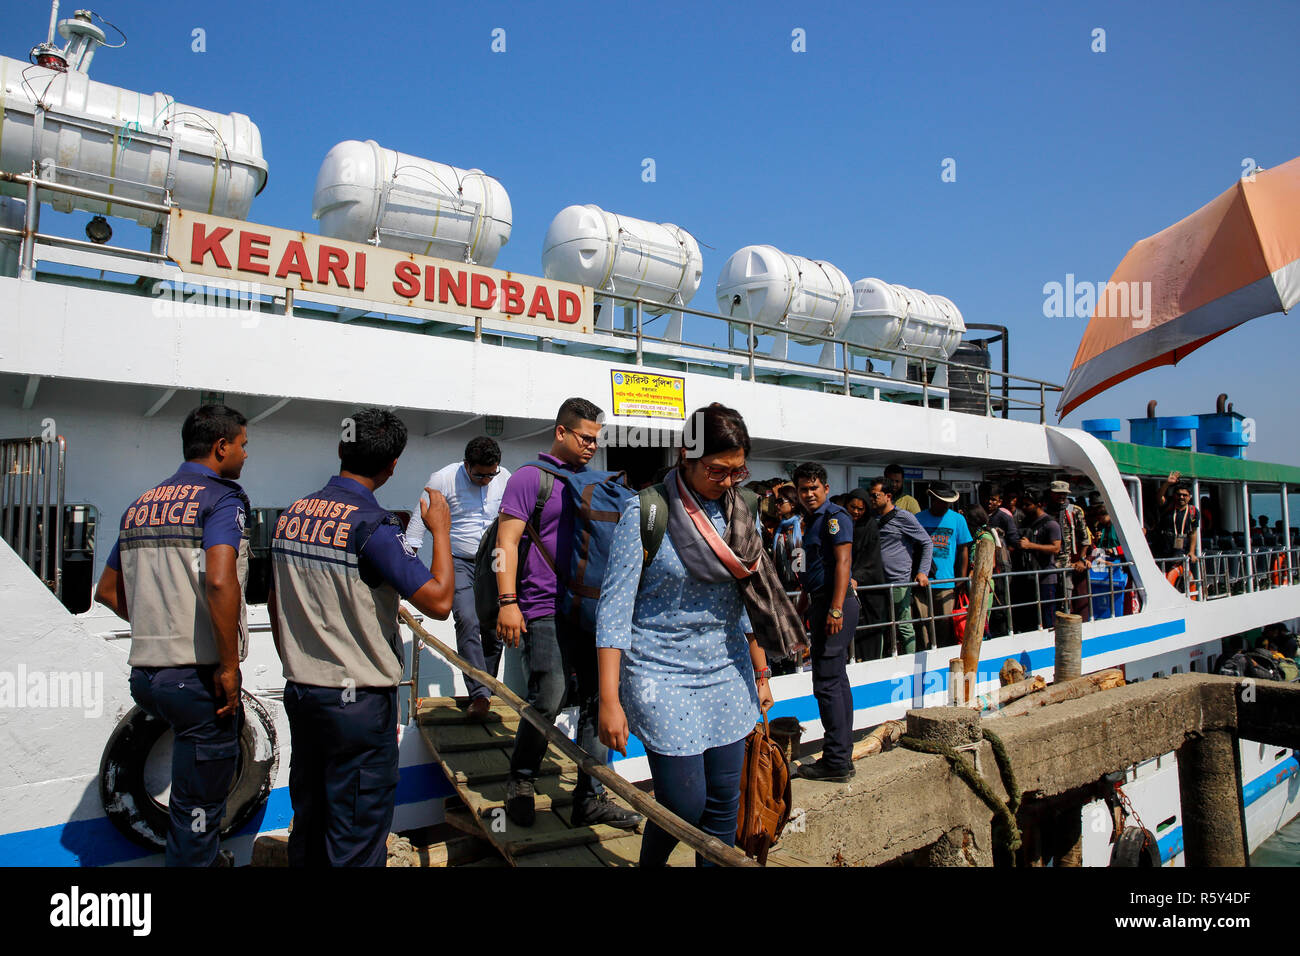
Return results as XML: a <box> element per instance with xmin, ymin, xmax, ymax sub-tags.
<box><xmin>3</xmin><ymin>167</ymin><xmax>1066</xmax><ymax>423</ymax></box>
<box><xmin>0</xmin><ymin>434</ymin><xmax>66</xmax><ymax>599</ymax></box>
<box><xmin>1156</xmin><ymin>545</ymin><xmax>1300</xmax><ymax>602</ymax></box>
<box><xmin>589</xmin><ymin>289</ymin><xmax>1065</xmax><ymax>422</ymax></box>
<box><xmin>774</xmin><ymin>560</ymin><xmax>1145</xmax><ymax>667</ymax></box>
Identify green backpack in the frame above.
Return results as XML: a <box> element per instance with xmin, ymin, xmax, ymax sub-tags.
<box><xmin>637</xmin><ymin>483</ymin><xmax>759</xmax><ymax>571</ymax></box>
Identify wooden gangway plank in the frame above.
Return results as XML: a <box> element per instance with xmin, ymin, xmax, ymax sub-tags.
<box><xmin>417</xmin><ymin>696</ymin><xmax>644</xmax><ymax>866</ymax></box>
<box><xmin>403</xmin><ymin>609</ymin><xmax>759</xmax><ymax>868</ymax></box>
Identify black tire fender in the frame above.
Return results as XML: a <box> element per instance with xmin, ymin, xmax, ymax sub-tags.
<box><xmin>1110</xmin><ymin>826</ymin><xmax>1162</xmax><ymax>867</ymax></box>
<box><xmin>99</xmin><ymin>690</ymin><xmax>278</xmax><ymax>851</ymax></box>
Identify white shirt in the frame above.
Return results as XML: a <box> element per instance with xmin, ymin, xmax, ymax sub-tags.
<box><xmin>407</xmin><ymin>461</ymin><xmax>511</xmax><ymax>559</ymax></box>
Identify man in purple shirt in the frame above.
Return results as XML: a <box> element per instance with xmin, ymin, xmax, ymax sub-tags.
<box><xmin>495</xmin><ymin>398</ymin><xmax>642</xmax><ymax>831</ymax></box>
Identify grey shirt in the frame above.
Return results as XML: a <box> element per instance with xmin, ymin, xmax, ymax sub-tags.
<box><xmin>876</xmin><ymin>507</ymin><xmax>934</xmax><ymax>584</ymax></box>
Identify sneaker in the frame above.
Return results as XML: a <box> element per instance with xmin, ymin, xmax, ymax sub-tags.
<box><xmin>796</xmin><ymin>759</ymin><xmax>855</xmax><ymax>783</ymax></box>
<box><xmin>572</xmin><ymin>794</ymin><xmax>644</xmax><ymax>831</ymax></box>
<box><xmin>466</xmin><ymin>697</ymin><xmax>491</xmax><ymax>722</ymax></box>
<box><xmin>504</xmin><ymin>777</ymin><xmax>536</xmax><ymax>827</ymax></box>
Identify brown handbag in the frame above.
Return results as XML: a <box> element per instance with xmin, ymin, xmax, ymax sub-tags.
<box><xmin>735</xmin><ymin>714</ymin><xmax>793</xmax><ymax>865</ymax></box>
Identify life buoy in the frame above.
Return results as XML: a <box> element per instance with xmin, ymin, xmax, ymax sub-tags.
<box><xmin>99</xmin><ymin>690</ymin><xmax>278</xmax><ymax>851</ymax></box>
<box><xmin>1165</xmin><ymin>565</ymin><xmax>1198</xmax><ymax>598</ymax></box>
<box><xmin>1110</xmin><ymin>826</ymin><xmax>1162</xmax><ymax>867</ymax></box>
<box><xmin>1272</xmin><ymin>553</ymin><xmax>1287</xmax><ymax>587</ymax></box>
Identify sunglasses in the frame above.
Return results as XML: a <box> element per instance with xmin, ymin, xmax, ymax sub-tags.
<box><xmin>467</xmin><ymin>468</ymin><xmax>500</xmax><ymax>481</ymax></box>
<box><xmin>701</xmin><ymin>464</ymin><xmax>750</xmax><ymax>483</ymax></box>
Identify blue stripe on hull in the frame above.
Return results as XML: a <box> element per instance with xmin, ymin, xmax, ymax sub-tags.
<box><xmin>0</xmin><ymin>761</ymin><xmax>455</xmax><ymax>867</ymax></box>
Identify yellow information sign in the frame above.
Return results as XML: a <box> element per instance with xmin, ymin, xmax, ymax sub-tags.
<box><xmin>609</xmin><ymin>370</ymin><xmax>686</xmax><ymax>420</ymax></box>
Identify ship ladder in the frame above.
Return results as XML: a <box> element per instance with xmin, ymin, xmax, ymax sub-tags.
<box><xmin>399</xmin><ymin>608</ymin><xmax>767</xmax><ymax>868</ymax></box>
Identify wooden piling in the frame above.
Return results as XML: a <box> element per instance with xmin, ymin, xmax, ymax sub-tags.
<box><xmin>1053</xmin><ymin>611</ymin><xmax>1082</xmax><ymax>681</ymax></box>
<box><xmin>960</xmin><ymin>535</ymin><xmax>996</xmax><ymax>678</ymax></box>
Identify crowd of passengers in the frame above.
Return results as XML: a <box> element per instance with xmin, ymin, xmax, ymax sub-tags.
<box><xmin>743</xmin><ymin>468</ymin><xmax>1158</xmax><ymax>668</ymax></box>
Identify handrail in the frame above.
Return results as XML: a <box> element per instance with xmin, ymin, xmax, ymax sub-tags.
<box><xmin>592</xmin><ymin>286</ymin><xmax>1065</xmax><ymax>420</ymax></box>
<box><xmin>398</xmin><ymin>607</ymin><xmax>757</xmax><ymax>867</ymax></box>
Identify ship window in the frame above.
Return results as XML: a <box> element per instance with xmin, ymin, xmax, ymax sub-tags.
<box><xmin>1157</xmin><ymin>816</ymin><xmax>1177</xmax><ymax>833</ymax></box>
<box><xmin>1171</xmin><ymin>665</ymin><xmax>1181</xmax><ymax>674</ymax></box>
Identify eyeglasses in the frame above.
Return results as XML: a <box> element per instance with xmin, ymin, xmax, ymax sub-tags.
<box><xmin>565</xmin><ymin>428</ymin><xmax>600</xmax><ymax>448</ymax></box>
<box><xmin>701</xmin><ymin>464</ymin><xmax>750</xmax><ymax>483</ymax></box>
<box><xmin>468</xmin><ymin>469</ymin><xmax>500</xmax><ymax>482</ymax></box>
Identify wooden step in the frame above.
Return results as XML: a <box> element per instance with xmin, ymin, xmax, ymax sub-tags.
<box><xmin>425</xmin><ymin>721</ymin><xmax>516</xmax><ymax>752</ymax></box>
<box><xmin>502</xmin><ymin>813</ymin><xmax>639</xmax><ymax>858</ymax></box>
<box><xmin>458</xmin><ymin>772</ymin><xmax>578</xmax><ymax>817</ymax></box>
<box><xmin>417</xmin><ymin>697</ymin><xmax>519</xmax><ymax>728</ymax></box>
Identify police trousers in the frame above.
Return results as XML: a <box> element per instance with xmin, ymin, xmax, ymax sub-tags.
<box><xmin>129</xmin><ymin>665</ymin><xmax>242</xmax><ymax>867</ymax></box>
<box><xmin>809</xmin><ymin>590</ymin><xmax>858</xmax><ymax>772</ymax></box>
<box><xmin>284</xmin><ymin>681</ymin><xmax>399</xmax><ymax>867</ymax></box>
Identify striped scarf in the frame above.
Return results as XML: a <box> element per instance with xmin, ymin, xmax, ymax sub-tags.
<box><xmin>664</xmin><ymin>468</ymin><xmax>805</xmax><ymax>658</ymax></box>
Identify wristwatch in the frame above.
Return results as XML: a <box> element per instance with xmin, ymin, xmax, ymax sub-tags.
<box><xmin>828</xmin><ymin>608</ymin><xmax>844</xmax><ymax>620</ymax></box>
<box><xmin>754</xmin><ymin>667</ymin><xmax>772</xmax><ymax>682</ymax></box>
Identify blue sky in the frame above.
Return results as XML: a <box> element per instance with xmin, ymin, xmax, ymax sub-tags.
<box><xmin>16</xmin><ymin>0</ymin><xmax>1300</xmax><ymax>461</ymax></box>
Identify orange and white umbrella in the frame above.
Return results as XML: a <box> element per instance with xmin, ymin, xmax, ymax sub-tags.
<box><xmin>1058</xmin><ymin>156</ymin><xmax>1300</xmax><ymax>418</ymax></box>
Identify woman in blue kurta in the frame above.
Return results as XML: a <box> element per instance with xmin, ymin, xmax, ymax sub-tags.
<box><xmin>597</xmin><ymin>404</ymin><xmax>799</xmax><ymax>866</ymax></box>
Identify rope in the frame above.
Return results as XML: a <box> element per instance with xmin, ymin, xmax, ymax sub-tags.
<box><xmin>900</xmin><ymin>726</ymin><xmax>1023</xmax><ymax>856</ymax></box>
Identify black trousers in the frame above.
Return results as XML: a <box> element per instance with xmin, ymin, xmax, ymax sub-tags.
<box><xmin>284</xmin><ymin>682</ymin><xmax>399</xmax><ymax>867</ymax></box>
<box><xmin>809</xmin><ymin>591</ymin><xmax>859</xmax><ymax>771</ymax></box>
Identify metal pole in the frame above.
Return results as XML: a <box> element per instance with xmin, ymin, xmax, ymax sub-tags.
<box><xmin>54</xmin><ymin>437</ymin><xmax>65</xmax><ymax>599</ymax></box>
<box><xmin>1190</xmin><ymin>477</ymin><xmax>1203</xmax><ymax>597</ymax></box>
<box><xmin>747</xmin><ymin>322</ymin><xmax>755</xmax><ymax>382</ymax></box>
<box><xmin>1039</xmin><ymin>384</ymin><xmax>1046</xmax><ymax>424</ymax></box>
<box><xmin>1242</xmin><ymin>482</ymin><xmax>1254</xmax><ymax>593</ymax></box>
<box><xmin>23</xmin><ymin>441</ymin><xmax>38</xmax><ymax>569</ymax></box>
<box><xmin>635</xmin><ymin>299</ymin><xmax>643</xmax><ymax>366</ymax></box>
<box><xmin>1282</xmin><ymin>483</ymin><xmax>1293</xmax><ymax>585</ymax></box>
<box><xmin>921</xmin><ymin>358</ymin><xmax>929</xmax><ymax>408</ymax></box>
<box><xmin>842</xmin><ymin>343</ymin><xmax>850</xmax><ymax>396</ymax></box>
<box><xmin>20</xmin><ymin>174</ymin><xmax>39</xmax><ymax>280</ymax></box>
<box><xmin>0</xmin><ymin>443</ymin><xmax>11</xmax><ymax>544</ymax></box>
<box><xmin>473</xmin><ymin>313</ymin><xmax>482</xmax><ymax>342</ymax></box>
<box><xmin>41</xmin><ymin>438</ymin><xmax>53</xmax><ymax>587</ymax></box>
<box><xmin>283</xmin><ymin>287</ymin><xmax>294</xmax><ymax>318</ymax></box>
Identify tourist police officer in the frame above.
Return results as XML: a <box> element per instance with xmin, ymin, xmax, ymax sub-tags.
<box><xmin>94</xmin><ymin>404</ymin><xmax>252</xmax><ymax>867</ymax></box>
<box><xmin>267</xmin><ymin>408</ymin><xmax>454</xmax><ymax>867</ymax></box>
<box><xmin>792</xmin><ymin>462</ymin><xmax>858</xmax><ymax>782</ymax></box>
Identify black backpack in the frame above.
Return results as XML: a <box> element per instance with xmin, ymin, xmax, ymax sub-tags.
<box><xmin>1215</xmin><ymin>649</ymin><xmax>1286</xmax><ymax>682</ymax></box>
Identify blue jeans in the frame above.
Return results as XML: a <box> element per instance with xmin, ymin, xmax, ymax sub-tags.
<box><xmin>452</xmin><ymin>556</ymin><xmax>502</xmax><ymax>700</ymax></box>
<box><xmin>129</xmin><ymin>665</ymin><xmax>242</xmax><ymax>867</ymax></box>
<box><xmin>508</xmin><ymin>614</ymin><xmax>606</xmax><ymax>804</ymax></box>
<box><xmin>284</xmin><ymin>682</ymin><xmax>399</xmax><ymax>867</ymax></box>
<box><xmin>642</xmin><ymin>737</ymin><xmax>746</xmax><ymax>867</ymax></box>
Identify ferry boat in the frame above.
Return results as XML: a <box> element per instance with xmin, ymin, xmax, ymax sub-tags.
<box><xmin>0</xmin><ymin>4</ymin><xmax>1295</xmax><ymax>867</ymax></box>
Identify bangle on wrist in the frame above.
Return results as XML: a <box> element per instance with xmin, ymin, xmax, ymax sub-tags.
<box><xmin>498</xmin><ymin>596</ymin><xmax>518</xmax><ymax>607</ymax></box>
